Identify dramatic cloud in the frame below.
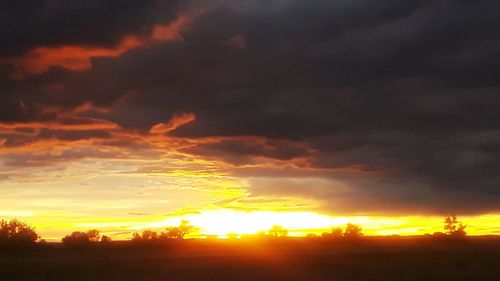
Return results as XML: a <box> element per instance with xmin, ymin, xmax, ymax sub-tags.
<box><xmin>1</xmin><ymin>0</ymin><xmax>500</xmax><ymax>216</ymax></box>
<box><xmin>0</xmin><ymin>0</ymin><xmax>185</xmax><ymax>56</ymax></box>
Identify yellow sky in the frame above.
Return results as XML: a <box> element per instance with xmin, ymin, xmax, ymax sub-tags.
<box><xmin>1</xmin><ymin>165</ymin><xmax>499</xmax><ymax>241</ymax></box>
<box><xmin>1</xmin><ymin>208</ymin><xmax>499</xmax><ymax>241</ymax></box>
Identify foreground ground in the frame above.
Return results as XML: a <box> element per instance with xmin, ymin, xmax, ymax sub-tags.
<box><xmin>1</xmin><ymin>237</ymin><xmax>499</xmax><ymax>281</ymax></box>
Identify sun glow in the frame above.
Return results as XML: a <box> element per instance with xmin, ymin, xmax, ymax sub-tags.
<box><xmin>134</xmin><ymin>210</ymin><xmax>500</xmax><ymax>238</ymax></box>
<box><xmin>140</xmin><ymin>210</ymin><xmax>341</xmax><ymax>236</ymax></box>
<box><xmin>2</xmin><ymin>207</ymin><xmax>500</xmax><ymax>241</ymax></box>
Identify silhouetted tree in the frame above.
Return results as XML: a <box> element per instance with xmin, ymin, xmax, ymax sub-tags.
<box><xmin>178</xmin><ymin>220</ymin><xmax>194</xmax><ymax>238</ymax></box>
<box><xmin>268</xmin><ymin>225</ymin><xmax>288</xmax><ymax>238</ymax></box>
<box><xmin>330</xmin><ymin>226</ymin><xmax>344</xmax><ymax>239</ymax></box>
<box><xmin>162</xmin><ymin>220</ymin><xmax>194</xmax><ymax>239</ymax></box>
<box><xmin>62</xmin><ymin>231</ymin><xmax>89</xmax><ymax>246</ymax></box>
<box><xmin>100</xmin><ymin>235</ymin><xmax>112</xmax><ymax>243</ymax></box>
<box><xmin>444</xmin><ymin>215</ymin><xmax>467</xmax><ymax>237</ymax></box>
<box><xmin>0</xmin><ymin>219</ymin><xmax>40</xmax><ymax>246</ymax></box>
<box><xmin>142</xmin><ymin>230</ymin><xmax>158</xmax><ymax>240</ymax></box>
<box><xmin>162</xmin><ymin>228</ymin><xmax>181</xmax><ymax>239</ymax></box>
<box><xmin>86</xmin><ymin>229</ymin><xmax>101</xmax><ymax>242</ymax></box>
<box><xmin>344</xmin><ymin>223</ymin><xmax>363</xmax><ymax>239</ymax></box>
<box><xmin>322</xmin><ymin>226</ymin><xmax>343</xmax><ymax>239</ymax></box>
<box><xmin>132</xmin><ymin>232</ymin><xmax>141</xmax><ymax>241</ymax></box>
<box><xmin>62</xmin><ymin>230</ymin><xmax>102</xmax><ymax>247</ymax></box>
<box><xmin>131</xmin><ymin>230</ymin><xmax>159</xmax><ymax>242</ymax></box>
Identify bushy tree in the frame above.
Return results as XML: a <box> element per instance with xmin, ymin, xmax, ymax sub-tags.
<box><xmin>100</xmin><ymin>235</ymin><xmax>112</xmax><ymax>243</ymax></box>
<box><xmin>331</xmin><ymin>227</ymin><xmax>343</xmax><ymax>238</ymax></box>
<box><xmin>62</xmin><ymin>231</ymin><xmax>89</xmax><ymax>245</ymax></box>
<box><xmin>132</xmin><ymin>221</ymin><xmax>195</xmax><ymax>242</ymax></box>
<box><xmin>141</xmin><ymin>230</ymin><xmax>158</xmax><ymax>240</ymax></box>
<box><xmin>163</xmin><ymin>220</ymin><xmax>194</xmax><ymax>239</ymax></box>
<box><xmin>178</xmin><ymin>220</ymin><xmax>195</xmax><ymax>239</ymax></box>
<box><xmin>444</xmin><ymin>215</ymin><xmax>467</xmax><ymax>237</ymax></box>
<box><xmin>344</xmin><ymin>223</ymin><xmax>363</xmax><ymax>239</ymax></box>
<box><xmin>268</xmin><ymin>225</ymin><xmax>288</xmax><ymax>238</ymax></box>
<box><xmin>322</xmin><ymin>227</ymin><xmax>343</xmax><ymax>239</ymax></box>
<box><xmin>86</xmin><ymin>229</ymin><xmax>101</xmax><ymax>242</ymax></box>
<box><xmin>162</xmin><ymin>227</ymin><xmax>183</xmax><ymax>239</ymax></box>
<box><xmin>62</xmin><ymin>229</ymin><xmax>101</xmax><ymax>246</ymax></box>
<box><xmin>132</xmin><ymin>230</ymin><xmax>158</xmax><ymax>241</ymax></box>
<box><xmin>0</xmin><ymin>219</ymin><xmax>40</xmax><ymax>245</ymax></box>
<box><xmin>132</xmin><ymin>232</ymin><xmax>141</xmax><ymax>241</ymax></box>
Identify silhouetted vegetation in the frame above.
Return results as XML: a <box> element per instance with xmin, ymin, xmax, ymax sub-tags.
<box><xmin>2</xmin><ymin>216</ymin><xmax>499</xmax><ymax>281</ymax></box>
<box><xmin>331</xmin><ymin>226</ymin><xmax>343</xmax><ymax>238</ymax></box>
<box><xmin>322</xmin><ymin>226</ymin><xmax>344</xmax><ymax>239</ymax></box>
<box><xmin>0</xmin><ymin>216</ymin><xmax>476</xmax><ymax>248</ymax></box>
<box><xmin>131</xmin><ymin>220</ymin><xmax>195</xmax><ymax>243</ymax></box>
<box><xmin>0</xmin><ymin>219</ymin><xmax>39</xmax><ymax>248</ymax></box>
<box><xmin>62</xmin><ymin>229</ymin><xmax>110</xmax><ymax>247</ymax></box>
<box><xmin>100</xmin><ymin>235</ymin><xmax>112</xmax><ymax>243</ymax></box>
<box><xmin>444</xmin><ymin>215</ymin><xmax>467</xmax><ymax>238</ymax></box>
<box><xmin>164</xmin><ymin>220</ymin><xmax>194</xmax><ymax>239</ymax></box>
<box><xmin>344</xmin><ymin>223</ymin><xmax>363</xmax><ymax>238</ymax></box>
<box><xmin>132</xmin><ymin>229</ymin><xmax>158</xmax><ymax>241</ymax></box>
<box><xmin>321</xmin><ymin>223</ymin><xmax>363</xmax><ymax>240</ymax></box>
<box><xmin>268</xmin><ymin>225</ymin><xmax>288</xmax><ymax>238</ymax></box>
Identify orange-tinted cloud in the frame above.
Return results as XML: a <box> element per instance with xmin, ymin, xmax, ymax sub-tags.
<box><xmin>4</xmin><ymin>15</ymin><xmax>191</xmax><ymax>77</ymax></box>
<box><xmin>152</xmin><ymin>15</ymin><xmax>190</xmax><ymax>41</ymax></box>
<box><xmin>6</xmin><ymin>36</ymin><xmax>141</xmax><ymax>75</ymax></box>
<box><xmin>0</xmin><ymin>118</ymin><xmax>119</xmax><ymax>132</ymax></box>
<box><xmin>150</xmin><ymin>113</ymin><xmax>196</xmax><ymax>135</ymax></box>
<box><xmin>73</xmin><ymin>102</ymin><xmax>111</xmax><ymax>114</ymax></box>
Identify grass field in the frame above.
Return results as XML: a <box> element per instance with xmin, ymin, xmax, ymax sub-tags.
<box><xmin>1</xmin><ymin>237</ymin><xmax>499</xmax><ymax>281</ymax></box>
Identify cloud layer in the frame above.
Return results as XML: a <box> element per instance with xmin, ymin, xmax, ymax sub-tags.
<box><xmin>1</xmin><ymin>0</ymin><xmax>500</xmax><ymax>215</ymax></box>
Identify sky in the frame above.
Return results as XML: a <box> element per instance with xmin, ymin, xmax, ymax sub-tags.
<box><xmin>0</xmin><ymin>0</ymin><xmax>499</xmax><ymax>240</ymax></box>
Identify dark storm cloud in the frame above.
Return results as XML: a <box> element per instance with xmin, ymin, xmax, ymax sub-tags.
<box><xmin>65</xmin><ymin>0</ymin><xmax>500</xmax><ymax>134</ymax></box>
<box><xmin>0</xmin><ymin>65</ymin><xmax>77</xmax><ymax>121</ymax></box>
<box><xmin>181</xmin><ymin>138</ymin><xmax>312</xmax><ymax>165</ymax></box>
<box><xmin>0</xmin><ymin>0</ymin><xmax>186</xmax><ymax>121</ymax></box>
<box><xmin>0</xmin><ymin>0</ymin><xmax>185</xmax><ymax>56</ymax></box>
<box><xmin>1</xmin><ymin>0</ymin><xmax>500</xmax><ymax>214</ymax></box>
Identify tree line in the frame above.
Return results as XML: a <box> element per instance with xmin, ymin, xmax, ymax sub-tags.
<box><xmin>0</xmin><ymin>215</ymin><xmax>468</xmax><ymax>248</ymax></box>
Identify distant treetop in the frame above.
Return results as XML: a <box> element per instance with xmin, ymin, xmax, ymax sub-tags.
<box><xmin>444</xmin><ymin>215</ymin><xmax>467</xmax><ymax>238</ymax></box>
<box><xmin>268</xmin><ymin>225</ymin><xmax>288</xmax><ymax>238</ymax></box>
<box><xmin>0</xmin><ymin>219</ymin><xmax>40</xmax><ymax>246</ymax></box>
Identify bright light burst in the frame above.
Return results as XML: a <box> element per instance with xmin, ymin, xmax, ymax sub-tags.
<box><xmin>135</xmin><ymin>210</ymin><xmax>500</xmax><ymax>238</ymax></box>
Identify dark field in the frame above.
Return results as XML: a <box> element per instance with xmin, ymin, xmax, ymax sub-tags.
<box><xmin>1</xmin><ymin>237</ymin><xmax>499</xmax><ymax>281</ymax></box>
